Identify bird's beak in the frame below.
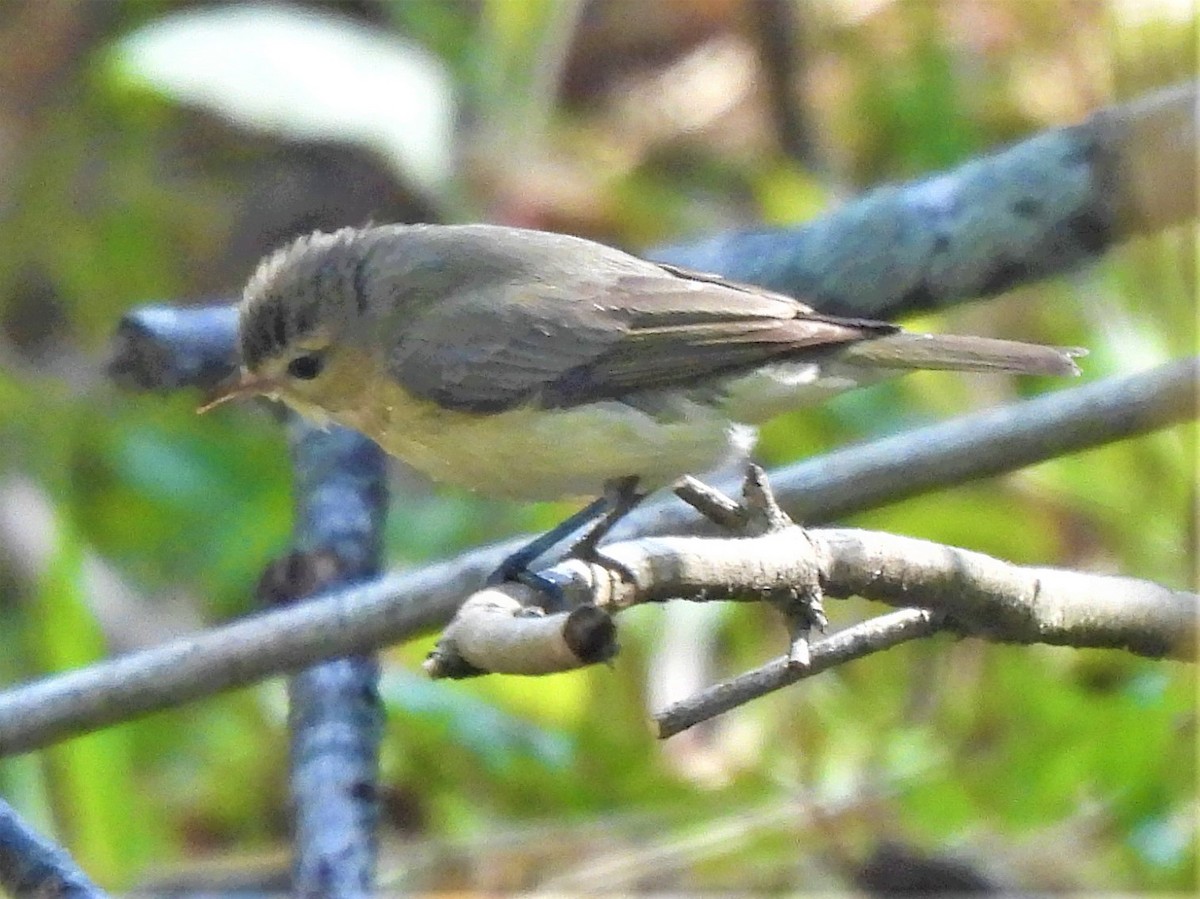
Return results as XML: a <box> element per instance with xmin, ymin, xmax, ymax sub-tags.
<box><xmin>197</xmin><ymin>371</ymin><xmax>278</xmax><ymax>414</ymax></box>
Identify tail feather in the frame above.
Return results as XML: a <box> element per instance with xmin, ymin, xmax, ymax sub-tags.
<box><xmin>840</xmin><ymin>332</ymin><xmax>1085</xmax><ymax>377</ymax></box>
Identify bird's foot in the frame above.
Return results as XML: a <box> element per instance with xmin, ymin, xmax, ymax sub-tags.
<box><xmin>566</xmin><ymin>476</ymin><xmax>644</xmax><ymax>559</ymax></box>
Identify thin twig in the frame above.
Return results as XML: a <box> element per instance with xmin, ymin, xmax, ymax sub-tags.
<box><xmin>654</xmin><ymin>609</ymin><xmax>942</xmax><ymax>739</ymax></box>
<box><xmin>747</xmin><ymin>0</ymin><xmax>821</xmax><ymax>168</ymax></box>
<box><xmin>0</xmin><ymin>547</ymin><xmax>496</xmax><ymax>757</ymax></box>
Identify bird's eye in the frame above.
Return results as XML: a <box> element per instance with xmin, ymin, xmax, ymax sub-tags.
<box><xmin>286</xmin><ymin>353</ymin><xmax>325</xmax><ymax>381</ymax></box>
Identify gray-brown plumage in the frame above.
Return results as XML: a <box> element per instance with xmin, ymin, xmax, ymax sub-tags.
<box><xmin>231</xmin><ymin>224</ymin><xmax>1083</xmax><ymax>499</ymax></box>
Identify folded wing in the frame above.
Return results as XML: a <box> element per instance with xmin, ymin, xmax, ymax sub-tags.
<box><xmin>387</xmin><ymin>261</ymin><xmax>894</xmax><ymax>413</ymax></box>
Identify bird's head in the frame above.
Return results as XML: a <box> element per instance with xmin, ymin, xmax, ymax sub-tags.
<box><xmin>200</xmin><ymin>228</ymin><xmax>385</xmax><ymax>420</ymax></box>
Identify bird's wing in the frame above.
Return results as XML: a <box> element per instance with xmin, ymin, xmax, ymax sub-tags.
<box><xmin>387</xmin><ymin>262</ymin><xmax>895</xmax><ymax>413</ymax></box>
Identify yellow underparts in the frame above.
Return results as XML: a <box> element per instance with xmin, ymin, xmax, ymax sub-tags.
<box><xmin>279</xmin><ymin>352</ymin><xmax>741</xmax><ymax>500</ymax></box>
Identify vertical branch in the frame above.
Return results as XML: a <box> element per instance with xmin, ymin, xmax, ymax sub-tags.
<box><xmin>281</xmin><ymin>421</ymin><xmax>388</xmax><ymax>897</ymax></box>
<box><xmin>106</xmin><ymin>305</ymin><xmax>392</xmax><ymax>894</ymax></box>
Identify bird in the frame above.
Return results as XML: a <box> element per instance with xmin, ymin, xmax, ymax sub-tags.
<box><xmin>204</xmin><ymin>223</ymin><xmax>1083</xmax><ymax>578</ymax></box>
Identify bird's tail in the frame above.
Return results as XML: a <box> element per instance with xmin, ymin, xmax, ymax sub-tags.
<box><xmin>838</xmin><ymin>332</ymin><xmax>1085</xmax><ymax>376</ymax></box>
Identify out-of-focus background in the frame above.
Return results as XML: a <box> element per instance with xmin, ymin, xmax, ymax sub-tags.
<box><xmin>0</xmin><ymin>0</ymin><xmax>1194</xmax><ymax>891</ymax></box>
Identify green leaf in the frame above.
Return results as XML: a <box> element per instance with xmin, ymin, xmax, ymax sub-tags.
<box><xmin>28</xmin><ymin>500</ymin><xmax>161</xmax><ymax>884</ymax></box>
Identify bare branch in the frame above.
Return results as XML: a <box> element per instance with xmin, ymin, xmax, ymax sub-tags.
<box><xmin>0</xmin><ymin>546</ymin><xmax>501</xmax><ymax>757</ymax></box>
<box><xmin>451</xmin><ymin>526</ymin><xmax>1193</xmax><ymax>665</ymax></box>
<box><xmin>434</xmin><ymin>515</ymin><xmax>1193</xmax><ymax>731</ymax></box>
<box><xmin>817</xmin><ymin>529</ymin><xmax>1196</xmax><ymax>658</ymax></box>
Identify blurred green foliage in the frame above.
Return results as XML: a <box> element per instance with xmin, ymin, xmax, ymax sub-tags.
<box><xmin>0</xmin><ymin>0</ymin><xmax>1194</xmax><ymax>891</ymax></box>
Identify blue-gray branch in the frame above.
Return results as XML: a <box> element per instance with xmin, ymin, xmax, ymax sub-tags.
<box><xmin>0</xmin><ymin>798</ymin><xmax>105</xmax><ymax>898</ymax></box>
<box><xmin>284</xmin><ymin>420</ymin><xmax>388</xmax><ymax>898</ymax></box>
<box><xmin>651</xmin><ymin>82</ymin><xmax>1196</xmax><ymax>318</ymax></box>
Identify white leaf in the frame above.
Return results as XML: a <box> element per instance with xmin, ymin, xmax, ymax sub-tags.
<box><xmin>115</xmin><ymin>4</ymin><xmax>457</xmax><ymax>196</ymax></box>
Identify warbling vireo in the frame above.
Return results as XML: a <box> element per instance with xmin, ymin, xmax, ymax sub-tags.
<box><xmin>204</xmin><ymin>224</ymin><xmax>1082</xmax><ymax>575</ymax></box>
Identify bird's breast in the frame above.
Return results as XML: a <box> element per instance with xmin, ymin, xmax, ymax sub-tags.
<box><xmin>330</xmin><ymin>379</ymin><xmax>747</xmax><ymax>501</ymax></box>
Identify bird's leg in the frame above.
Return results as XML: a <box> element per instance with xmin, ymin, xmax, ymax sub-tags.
<box><xmin>488</xmin><ymin>494</ymin><xmax>611</xmax><ymax>588</ymax></box>
<box><xmin>566</xmin><ymin>476</ymin><xmax>645</xmax><ymax>565</ymax></box>
<box><xmin>487</xmin><ymin>477</ymin><xmax>644</xmax><ymax>608</ymax></box>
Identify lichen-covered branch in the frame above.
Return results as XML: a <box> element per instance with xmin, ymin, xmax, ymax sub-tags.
<box><xmin>107</xmin><ymin>303</ymin><xmax>239</xmax><ymax>391</ymax></box>
<box><xmin>281</xmin><ymin>420</ymin><xmax>388</xmax><ymax>897</ymax></box>
<box><xmin>652</xmin><ymin>81</ymin><xmax>1197</xmax><ymax>319</ymax></box>
<box><xmin>109</xmin><ymin>303</ymin><xmax>390</xmax><ymax>893</ymax></box>
<box><xmin>106</xmin><ymin>84</ymin><xmax>1199</xmax><ymax>399</ymax></box>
